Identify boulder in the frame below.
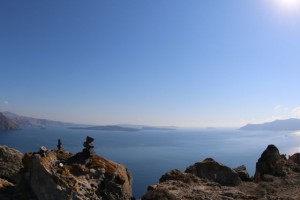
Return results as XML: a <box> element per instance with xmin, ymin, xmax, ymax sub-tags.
<box><xmin>142</xmin><ymin>188</ymin><xmax>179</xmax><ymax>200</ymax></box>
<box><xmin>159</xmin><ymin>169</ymin><xmax>199</xmax><ymax>184</ymax></box>
<box><xmin>0</xmin><ymin>178</ymin><xmax>14</xmax><ymax>188</ymax></box>
<box><xmin>185</xmin><ymin>158</ymin><xmax>242</xmax><ymax>186</ymax></box>
<box><xmin>0</xmin><ymin>145</ymin><xmax>23</xmax><ymax>183</ymax></box>
<box><xmin>254</xmin><ymin>144</ymin><xmax>285</xmax><ymax>181</ymax></box>
<box><xmin>22</xmin><ymin>148</ymin><xmax>133</xmax><ymax>200</ymax></box>
<box><xmin>143</xmin><ymin>169</ymin><xmax>203</xmax><ymax>200</ymax></box>
<box><xmin>233</xmin><ymin>165</ymin><xmax>250</xmax><ymax>181</ymax></box>
<box><xmin>289</xmin><ymin>153</ymin><xmax>300</xmax><ymax>164</ymax></box>
<box><xmin>143</xmin><ymin>168</ymin><xmax>251</xmax><ymax>200</ymax></box>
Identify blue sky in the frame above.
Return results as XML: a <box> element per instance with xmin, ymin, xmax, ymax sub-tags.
<box><xmin>1</xmin><ymin>0</ymin><xmax>300</xmax><ymax>127</ymax></box>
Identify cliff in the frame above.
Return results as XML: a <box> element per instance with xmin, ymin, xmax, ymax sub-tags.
<box><xmin>3</xmin><ymin>112</ymin><xmax>78</xmax><ymax>128</ymax></box>
<box><xmin>0</xmin><ymin>112</ymin><xmax>19</xmax><ymax>131</ymax></box>
<box><xmin>142</xmin><ymin>144</ymin><xmax>300</xmax><ymax>200</ymax></box>
<box><xmin>0</xmin><ymin>137</ymin><xmax>133</xmax><ymax>200</ymax></box>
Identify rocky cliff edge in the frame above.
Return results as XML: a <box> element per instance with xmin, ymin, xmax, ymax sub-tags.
<box><xmin>143</xmin><ymin>144</ymin><xmax>300</xmax><ymax>200</ymax></box>
<box><xmin>0</xmin><ymin>137</ymin><xmax>133</xmax><ymax>200</ymax></box>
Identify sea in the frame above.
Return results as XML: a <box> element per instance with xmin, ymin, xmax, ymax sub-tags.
<box><xmin>1</xmin><ymin>127</ymin><xmax>300</xmax><ymax>198</ymax></box>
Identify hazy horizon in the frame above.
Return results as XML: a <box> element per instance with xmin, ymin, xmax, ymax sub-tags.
<box><xmin>1</xmin><ymin>0</ymin><xmax>300</xmax><ymax>127</ymax></box>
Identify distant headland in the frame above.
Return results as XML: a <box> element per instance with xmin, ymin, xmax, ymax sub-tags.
<box><xmin>0</xmin><ymin>112</ymin><xmax>176</xmax><ymax>132</ymax></box>
<box><xmin>240</xmin><ymin>118</ymin><xmax>300</xmax><ymax>131</ymax></box>
<box><xmin>0</xmin><ymin>112</ymin><xmax>19</xmax><ymax>131</ymax></box>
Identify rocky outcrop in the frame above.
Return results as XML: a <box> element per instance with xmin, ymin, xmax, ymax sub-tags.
<box><xmin>0</xmin><ymin>137</ymin><xmax>133</xmax><ymax>200</ymax></box>
<box><xmin>185</xmin><ymin>158</ymin><xmax>242</xmax><ymax>186</ymax></box>
<box><xmin>254</xmin><ymin>144</ymin><xmax>285</xmax><ymax>181</ymax></box>
<box><xmin>233</xmin><ymin>165</ymin><xmax>250</xmax><ymax>181</ymax></box>
<box><xmin>0</xmin><ymin>145</ymin><xmax>23</xmax><ymax>183</ymax></box>
<box><xmin>143</xmin><ymin>169</ymin><xmax>254</xmax><ymax>200</ymax></box>
<box><xmin>21</xmin><ymin>138</ymin><xmax>133</xmax><ymax>200</ymax></box>
<box><xmin>143</xmin><ymin>144</ymin><xmax>300</xmax><ymax>200</ymax></box>
<box><xmin>289</xmin><ymin>153</ymin><xmax>300</xmax><ymax>164</ymax></box>
<box><xmin>0</xmin><ymin>112</ymin><xmax>18</xmax><ymax>131</ymax></box>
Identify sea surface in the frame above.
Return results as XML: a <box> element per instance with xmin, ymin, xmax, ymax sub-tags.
<box><xmin>1</xmin><ymin>127</ymin><xmax>300</xmax><ymax>198</ymax></box>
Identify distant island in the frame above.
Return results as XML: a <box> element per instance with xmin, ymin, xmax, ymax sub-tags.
<box><xmin>70</xmin><ymin>125</ymin><xmax>176</xmax><ymax>132</ymax></box>
<box><xmin>240</xmin><ymin>118</ymin><xmax>300</xmax><ymax>131</ymax></box>
<box><xmin>141</xmin><ymin>126</ymin><xmax>176</xmax><ymax>131</ymax></box>
<box><xmin>69</xmin><ymin>125</ymin><xmax>140</xmax><ymax>132</ymax></box>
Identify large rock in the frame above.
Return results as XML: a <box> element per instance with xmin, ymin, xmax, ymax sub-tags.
<box><xmin>143</xmin><ymin>169</ymin><xmax>252</xmax><ymax>200</ymax></box>
<box><xmin>159</xmin><ymin>169</ymin><xmax>199</xmax><ymax>184</ymax></box>
<box><xmin>233</xmin><ymin>165</ymin><xmax>250</xmax><ymax>181</ymax></box>
<box><xmin>289</xmin><ymin>153</ymin><xmax>300</xmax><ymax>164</ymax></box>
<box><xmin>254</xmin><ymin>144</ymin><xmax>285</xmax><ymax>181</ymax></box>
<box><xmin>0</xmin><ymin>145</ymin><xmax>23</xmax><ymax>183</ymax></box>
<box><xmin>22</xmin><ymin>148</ymin><xmax>133</xmax><ymax>200</ymax></box>
<box><xmin>185</xmin><ymin>158</ymin><xmax>242</xmax><ymax>186</ymax></box>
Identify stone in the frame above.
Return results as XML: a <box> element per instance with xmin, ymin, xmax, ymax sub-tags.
<box><xmin>21</xmin><ymin>143</ymin><xmax>133</xmax><ymax>199</ymax></box>
<box><xmin>159</xmin><ymin>169</ymin><xmax>199</xmax><ymax>184</ymax></box>
<box><xmin>57</xmin><ymin>139</ymin><xmax>62</xmax><ymax>150</ymax></box>
<box><xmin>0</xmin><ymin>178</ymin><xmax>14</xmax><ymax>188</ymax></box>
<box><xmin>83</xmin><ymin>141</ymin><xmax>94</xmax><ymax>148</ymax></box>
<box><xmin>142</xmin><ymin>189</ymin><xmax>179</xmax><ymax>200</ymax></box>
<box><xmin>185</xmin><ymin>158</ymin><xmax>242</xmax><ymax>186</ymax></box>
<box><xmin>254</xmin><ymin>144</ymin><xmax>285</xmax><ymax>181</ymax></box>
<box><xmin>0</xmin><ymin>145</ymin><xmax>23</xmax><ymax>183</ymax></box>
<box><xmin>39</xmin><ymin>146</ymin><xmax>47</xmax><ymax>157</ymax></box>
<box><xmin>233</xmin><ymin>165</ymin><xmax>250</xmax><ymax>181</ymax></box>
<box><xmin>82</xmin><ymin>136</ymin><xmax>95</xmax><ymax>157</ymax></box>
<box><xmin>86</xmin><ymin>136</ymin><xmax>94</xmax><ymax>143</ymax></box>
<box><xmin>289</xmin><ymin>153</ymin><xmax>300</xmax><ymax>164</ymax></box>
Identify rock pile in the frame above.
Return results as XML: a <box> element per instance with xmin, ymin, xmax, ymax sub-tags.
<box><xmin>82</xmin><ymin>136</ymin><xmax>95</xmax><ymax>157</ymax></box>
<box><xmin>57</xmin><ymin>139</ymin><xmax>62</xmax><ymax>150</ymax></box>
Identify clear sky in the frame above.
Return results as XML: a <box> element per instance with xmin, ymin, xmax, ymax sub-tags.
<box><xmin>1</xmin><ymin>0</ymin><xmax>300</xmax><ymax>127</ymax></box>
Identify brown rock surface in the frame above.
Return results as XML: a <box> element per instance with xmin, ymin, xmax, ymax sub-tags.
<box><xmin>254</xmin><ymin>144</ymin><xmax>285</xmax><ymax>181</ymax></box>
<box><xmin>234</xmin><ymin>165</ymin><xmax>250</xmax><ymax>181</ymax></box>
<box><xmin>143</xmin><ymin>145</ymin><xmax>300</xmax><ymax>200</ymax></box>
<box><xmin>289</xmin><ymin>153</ymin><xmax>300</xmax><ymax>164</ymax></box>
<box><xmin>22</xmin><ymin>148</ymin><xmax>133</xmax><ymax>200</ymax></box>
<box><xmin>0</xmin><ymin>137</ymin><xmax>133</xmax><ymax>200</ymax></box>
<box><xmin>0</xmin><ymin>145</ymin><xmax>23</xmax><ymax>183</ymax></box>
<box><xmin>185</xmin><ymin>158</ymin><xmax>242</xmax><ymax>186</ymax></box>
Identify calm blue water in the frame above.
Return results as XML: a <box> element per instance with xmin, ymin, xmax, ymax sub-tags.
<box><xmin>1</xmin><ymin>127</ymin><xmax>300</xmax><ymax>198</ymax></box>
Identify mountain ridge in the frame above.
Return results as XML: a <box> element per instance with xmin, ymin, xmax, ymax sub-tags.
<box><xmin>240</xmin><ymin>118</ymin><xmax>300</xmax><ymax>131</ymax></box>
<box><xmin>2</xmin><ymin>112</ymin><xmax>82</xmax><ymax>128</ymax></box>
<box><xmin>2</xmin><ymin>112</ymin><xmax>177</xmax><ymax>131</ymax></box>
<box><xmin>0</xmin><ymin>112</ymin><xmax>19</xmax><ymax>131</ymax></box>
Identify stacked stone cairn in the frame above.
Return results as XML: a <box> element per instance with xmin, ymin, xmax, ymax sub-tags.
<box><xmin>82</xmin><ymin>136</ymin><xmax>95</xmax><ymax>157</ymax></box>
<box><xmin>57</xmin><ymin>139</ymin><xmax>62</xmax><ymax>150</ymax></box>
<box><xmin>39</xmin><ymin>146</ymin><xmax>47</xmax><ymax>157</ymax></box>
